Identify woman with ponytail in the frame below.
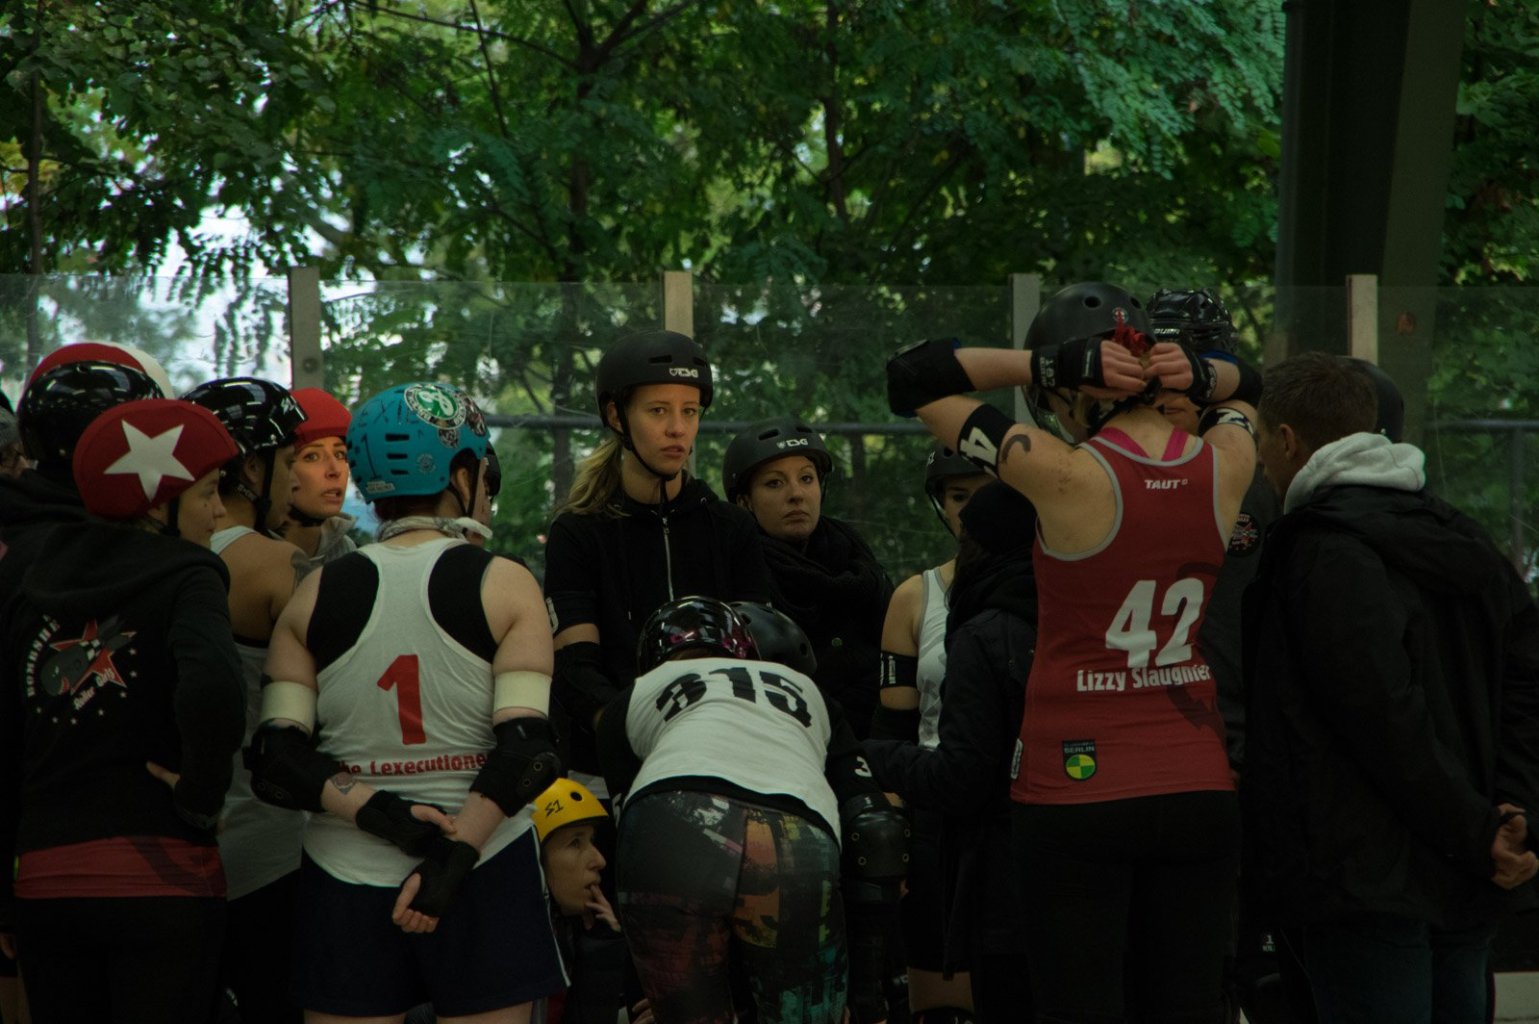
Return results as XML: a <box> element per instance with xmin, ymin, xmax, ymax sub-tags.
<box><xmin>543</xmin><ymin>331</ymin><xmax>775</xmax><ymax>784</ymax></box>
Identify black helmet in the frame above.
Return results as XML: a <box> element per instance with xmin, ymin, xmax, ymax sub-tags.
<box><xmin>595</xmin><ymin>330</ymin><xmax>713</xmax><ymax>422</ymax></box>
<box><xmin>1025</xmin><ymin>282</ymin><xmax>1151</xmax><ymax>354</ymax></box>
<box><xmin>183</xmin><ymin>377</ymin><xmax>305</xmax><ymax>454</ymax></box>
<box><xmin>923</xmin><ymin>445</ymin><xmax>984</xmax><ymax>524</ymax></box>
<box><xmin>721</xmin><ymin>418</ymin><xmax>833</xmax><ymax>501</ymax></box>
<box><xmin>17</xmin><ymin>360</ymin><xmax>165</xmax><ymax>480</ymax></box>
<box><xmin>924</xmin><ymin>445</ymin><xmax>982</xmax><ymax>502</ymax></box>
<box><xmin>1147</xmin><ymin>288</ymin><xmax>1238</xmax><ymax>355</ymax></box>
<box><xmin>636</xmin><ymin>596</ymin><xmax>756</xmax><ymax>675</ymax></box>
<box><xmin>1346</xmin><ymin>358</ymin><xmax>1404</xmax><ymax>443</ymax></box>
<box><xmin>731</xmin><ymin>601</ymin><xmax>816</xmax><ymax>676</ymax></box>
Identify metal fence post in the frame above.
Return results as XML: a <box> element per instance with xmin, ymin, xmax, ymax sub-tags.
<box><xmin>287</xmin><ymin>266</ymin><xmax>324</xmax><ymax>390</ymax></box>
<box><xmin>662</xmin><ymin>270</ymin><xmax>694</xmax><ymax>340</ymax></box>
<box><xmin>1010</xmin><ymin>273</ymin><xmax>1042</xmax><ymax>422</ymax></box>
<box><xmin>1346</xmin><ymin>273</ymin><xmax>1379</xmax><ymax>363</ymax></box>
<box><xmin>663</xmin><ymin>270</ymin><xmax>696</xmax><ymax>474</ymax></box>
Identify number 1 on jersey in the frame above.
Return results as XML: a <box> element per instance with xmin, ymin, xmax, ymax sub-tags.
<box><xmin>377</xmin><ymin>654</ymin><xmax>427</xmax><ymax>745</ymax></box>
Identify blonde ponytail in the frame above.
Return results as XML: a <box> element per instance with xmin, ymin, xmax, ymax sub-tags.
<box><xmin>554</xmin><ymin>434</ymin><xmax>625</xmax><ymax>519</ymax></box>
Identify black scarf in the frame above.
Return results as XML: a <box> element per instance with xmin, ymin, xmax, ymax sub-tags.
<box><xmin>760</xmin><ymin>515</ymin><xmax>890</xmax><ymax>624</ymax></box>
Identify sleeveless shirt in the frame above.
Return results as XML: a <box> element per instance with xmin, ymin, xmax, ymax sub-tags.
<box><xmin>1010</xmin><ymin>428</ymin><xmax>1233</xmax><ymax>806</ymax></box>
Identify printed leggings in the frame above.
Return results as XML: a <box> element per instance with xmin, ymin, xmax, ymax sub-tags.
<box><xmin>617</xmin><ymin>789</ymin><xmax>846</xmax><ymax>1024</ymax></box>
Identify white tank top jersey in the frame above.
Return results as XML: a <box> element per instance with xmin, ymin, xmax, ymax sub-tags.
<box><xmin>306</xmin><ymin>537</ymin><xmax>531</xmax><ymax>886</ymax></box>
<box><xmin>624</xmin><ymin>655</ymin><xmax>839</xmax><ymax>841</ymax></box>
<box><xmin>916</xmin><ymin>566</ymin><xmax>950</xmax><ymax>750</ymax></box>
<box><xmin>211</xmin><ymin>524</ymin><xmax>307</xmax><ymax>900</ymax></box>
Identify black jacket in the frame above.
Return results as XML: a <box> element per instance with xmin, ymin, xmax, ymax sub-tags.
<box><xmin>760</xmin><ymin>515</ymin><xmax>892</xmax><ymax>738</ymax></box>
<box><xmin>0</xmin><ymin>470</ymin><xmax>87</xmax><ymax>599</ymax></box>
<box><xmin>863</xmin><ymin>549</ymin><xmax>1036</xmax><ymax>970</ymax></box>
<box><xmin>0</xmin><ymin>520</ymin><xmax>246</xmax><ymax>908</ymax></box>
<box><xmin>1201</xmin><ymin>467</ymin><xmax>1278</xmax><ymax>769</ymax></box>
<box><xmin>544</xmin><ymin>475</ymin><xmax>775</xmax><ymax>771</ymax></box>
<box><xmin>1243</xmin><ymin>477</ymin><xmax>1539</xmax><ymax>929</ymax></box>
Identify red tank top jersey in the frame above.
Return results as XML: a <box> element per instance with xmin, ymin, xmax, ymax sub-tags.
<box><xmin>1010</xmin><ymin>427</ymin><xmax>1234</xmax><ymax>806</ymax></box>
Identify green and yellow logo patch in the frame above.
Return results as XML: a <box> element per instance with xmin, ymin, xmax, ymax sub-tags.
<box><xmin>1063</xmin><ymin>740</ymin><xmax>1097</xmax><ymax>781</ymax></box>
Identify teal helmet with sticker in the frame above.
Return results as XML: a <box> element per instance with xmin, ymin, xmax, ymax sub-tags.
<box><xmin>347</xmin><ymin>382</ymin><xmax>490</xmax><ymax>502</ymax></box>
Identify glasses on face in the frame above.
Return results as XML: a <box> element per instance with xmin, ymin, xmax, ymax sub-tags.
<box><xmin>484</xmin><ymin>448</ymin><xmax>502</xmax><ymax>498</ymax></box>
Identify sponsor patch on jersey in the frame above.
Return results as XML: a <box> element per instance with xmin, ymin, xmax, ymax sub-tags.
<box><xmin>1227</xmin><ymin>511</ymin><xmax>1261</xmax><ymax>556</ymax></box>
<box><xmin>1062</xmin><ymin>739</ymin><xmax>1097</xmax><ymax>781</ymax></box>
<box><xmin>545</xmin><ymin>596</ymin><xmax>559</xmax><ymax>635</ymax></box>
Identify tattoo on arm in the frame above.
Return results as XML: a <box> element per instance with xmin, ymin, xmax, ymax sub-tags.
<box><xmin>1001</xmin><ymin>433</ymin><xmax>1033</xmax><ymax>464</ymax></box>
<box><xmin>327</xmin><ymin>771</ymin><xmax>357</xmax><ymax>795</ymax></box>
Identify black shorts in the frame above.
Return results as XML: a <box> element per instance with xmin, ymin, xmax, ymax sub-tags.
<box><xmin>290</xmin><ymin>831</ymin><xmax>565</xmax><ymax>1017</ymax></box>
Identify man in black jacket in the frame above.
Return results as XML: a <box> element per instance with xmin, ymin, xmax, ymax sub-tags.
<box><xmin>1244</xmin><ymin>352</ymin><xmax>1539</xmax><ymax>1023</ymax></box>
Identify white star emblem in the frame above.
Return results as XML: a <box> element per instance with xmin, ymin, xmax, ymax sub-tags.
<box><xmin>105</xmin><ymin>422</ymin><xmax>194</xmax><ymax>500</ymax></box>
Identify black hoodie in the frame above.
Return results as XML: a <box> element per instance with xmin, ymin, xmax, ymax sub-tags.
<box><xmin>863</xmin><ymin>544</ymin><xmax>1038</xmax><ymax>971</ymax></box>
<box><xmin>544</xmin><ymin>475</ymin><xmax>775</xmax><ymax>772</ymax></box>
<box><xmin>0</xmin><ymin>469</ymin><xmax>88</xmax><ymax>600</ymax></box>
<box><xmin>1243</xmin><ymin>477</ymin><xmax>1539</xmax><ymax>929</ymax></box>
<box><xmin>0</xmin><ymin>519</ymin><xmax>245</xmax><ymax>907</ymax></box>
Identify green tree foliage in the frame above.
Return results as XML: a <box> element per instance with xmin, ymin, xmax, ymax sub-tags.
<box><xmin>8</xmin><ymin>2</ymin><xmax>1537</xmax><ymax>574</ymax></box>
<box><xmin>3</xmin><ymin>0</ymin><xmax>1288</xmax><ymax>287</ymax></box>
<box><xmin>1443</xmin><ymin>2</ymin><xmax>1539</xmax><ymax>286</ymax></box>
<box><xmin>0</xmin><ymin>1</ymin><xmax>317</xmax><ymax>274</ymax></box>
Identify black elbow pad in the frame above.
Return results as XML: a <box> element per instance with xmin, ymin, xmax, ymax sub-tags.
<box><xmin>841</xmin><ymin>792</ymin><xmax>911</xmax><ymax>887</ymax></box>
<box><xmin>246</xmin><ymin>723</ymin><xmax>344</xmax><ymax>813</ymax></box>
<box><xmin>470</xmin><ymin>717</ymin><xmax>563</xmax><ymax>816</ymax></box>
<box><xmin>886</xmin><ymin>338</ymin><xmax>973</xmax><ymax>417</ymax></box>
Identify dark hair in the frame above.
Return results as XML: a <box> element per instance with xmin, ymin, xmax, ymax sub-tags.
<box><xmin>373</xmin><ymin>449</ymin><xmax>480</xmax><ymax>522</ymax></box>
<box><xmin>1257</xmin><ymin>352</ymin><xmax>1377</xmax><ymax>453</ymax></box>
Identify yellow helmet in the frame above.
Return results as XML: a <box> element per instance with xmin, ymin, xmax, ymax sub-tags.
<box><xmin>531</xmin><ymin>778</ymin><xmax>609</xmax><ymax>843</ymax></box>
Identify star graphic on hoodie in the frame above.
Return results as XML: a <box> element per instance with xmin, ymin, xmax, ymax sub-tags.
<box><xmin>48</xmin><ymin>618</ymin><xmax>137</xmax><ymax>695</ymax></box>
<box><xmin>105</xmin><ymin>421</ymin><xmax>192</xmax><ymax>499</ymax></box>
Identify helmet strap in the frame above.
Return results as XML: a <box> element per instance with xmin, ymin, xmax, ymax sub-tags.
<box><xmin>234</xmin><ymin>451</ymin><xmax>278</xmax><ymax>538</ymax></box>
<box><xmin>612</xmin><ymin>406</ymin><xmax>681</xmax><ymax>486</ymax></box>
<box><xmin>926</xmin><ymin>492</ymin><xmax>955</xmax><ymax>536</ymax></box>
<box><xmin>160</xmin><ymin>496</ymin><xmax>182</xmax><ymax>539</ymax></box>
<box><xmin>450</xmin><ymin>468</ymin><xmax>477</xmax><ymax>520</ymax></box>
<box><xmin>1084</xmin><ymin>385</ymin><xmax>1160</xmax><ymax>437</ymax></box>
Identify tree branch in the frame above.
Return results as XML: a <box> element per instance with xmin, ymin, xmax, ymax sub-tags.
<box><xmin>467</xmin><ymin>0</ymin><xmax>511</xmax><ymax>137</ymax></box>
<box><xmin>364</xmin><ymin>2</ymin><xmax>575</xmax><ymax>70</ymax></box>
<box><xmin>597</xmin><ymin>0</ymin><xmax>701</xmax><ymax>62</ymax></box>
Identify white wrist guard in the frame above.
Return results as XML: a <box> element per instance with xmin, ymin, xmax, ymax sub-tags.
<box><xmin>493</xmin><ymin>670</ymin><xmax>552</xmax><ymax>716</ymax></box>
<box><xmin>259</xmin><ymin>679</ymin><xmax>317</xmax><ymax>732</ymax></box>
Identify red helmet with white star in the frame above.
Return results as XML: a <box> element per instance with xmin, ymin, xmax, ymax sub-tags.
<box><xmin>73</xmin><ymin>399</ymin><xmax>239</xmax><ymax>521</ymax></box>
